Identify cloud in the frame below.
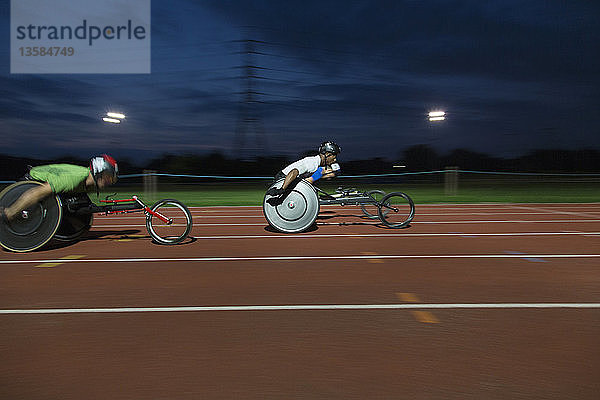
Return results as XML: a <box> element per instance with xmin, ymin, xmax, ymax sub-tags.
<box><xmin>203</xmin><ymin>0</ymin><xmax>600</xmax><ymax>83</ymax></box>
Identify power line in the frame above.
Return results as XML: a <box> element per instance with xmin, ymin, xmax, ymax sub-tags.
<box><xmin>233</xmin><ymin>40</ymin><xmax>268</xmax><ymax>158</ymax></box>
<box><xmin>232</xmin><ymin>38</ymin><xmax>392</xmax><ymax>60</ymax></box>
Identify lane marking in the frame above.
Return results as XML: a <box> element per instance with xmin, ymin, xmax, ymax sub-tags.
<box><xmin>35</xmin><ymin>255</ymin><xmax>86</xmax><ymax>268</ymax></box>
<box><xmin>184</xmin><ymin>204</ymin><xmax>600</xmax><ymax>210</ymax></box>
<box><xmin>91</xmin><ymin>223</ymin><xmax>267</xmax><ymax>228</ymax></box>
<box><xmin>2</xmin><ymin>303</ymin><xmax>600</xmax><ymax>314</ymax></box>
<box><xmin>413</xmin><ymin>311</ymin><xmax>440</xmax><ymax>323</ymax></box>
<box><xmin>115</xmin><ymin>234</ymin><xmax>147</xmax><ymax>242</ymax></box>
<box><xmin>394</xmin><ymin>203</ymin><xmax>600</xmax><ymax>207</ymax></box>
<box><xmin>4</xmin><ymin>254</ymin><xmax>600</xmax><ymax>265</ymax></box>
<box><xmin>80</xmin><ymin>231</ymin><xmax>600</xmax><ymax>240</ymax></box>
<box><xmin>512</xmin><ymin>205</ymin><xmax>600</xmax><ymax>219</ymax></box>
<box><xmin>187</xmin><ymin>232</ymin><xmax>600</xmax><ymax>239</ymax></box>
<box><xmin>361</xmin><ymin>251</ymin><xmax>384</xmax><ymax>263</ymax></box>
<box><xmin>504</xmin><ymin>250</ymin><xmax>547</xmax><ymax>263</ymax></box>
<box><xmin>397</xmin><ymin>293</ymin><xmax>419</xmax><ymax>302</ymax></box>
<box><xmin>89</xmin><ymin>219</ymin><xmax>600</xmax><ymax>229</ymax></box>
<box><xmin>377</xmin><ymin>220</ymin><xmax>600</xmax><ymax>224</ymax></box>
<box><xmin>397</xmin><ymin>293</ymin><xmax>440</xmax><ymax>323</ymax></box>
<box><xmin>94</xmin><ymin>212</ymin><xmax>600</xmax><ymax>219</ymax></box>
<box><xmin>184</xmin><ymin>204</ymin><xmax>600</xmax><ymax>211</ymax></box>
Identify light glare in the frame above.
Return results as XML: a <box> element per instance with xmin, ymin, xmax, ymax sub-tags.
<box><xmin>103</xmin><ymin>117</ymin><xmax>121</xmax><ymax>124</ymax></box>
<box><xmin>428</xmin><ymin>111</ymin><xmax>446</xmax><ymax>117</ymax></box>
<box><xmin>106</xmin><ymin>112</ymin><xmax>126</xmax><ymax>119</ymax></box>
<box><xmin>429</xmin><ymin>116</ymin><xmax>446</xmax><ymax>121</ymax></box>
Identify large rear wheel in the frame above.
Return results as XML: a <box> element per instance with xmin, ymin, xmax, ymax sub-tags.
<box><xmin>263</xmin><ymin>179</ymin><xmax>319</xmax><ymax>233</ymax></box>
<box><xmin>0</xmin><ymin>181</ymin><xmax>62</xmax><ymax>252</ymax></box>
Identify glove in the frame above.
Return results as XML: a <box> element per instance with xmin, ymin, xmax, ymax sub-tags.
<box><xmin>266</xmin><ymin>187</ymin><xmax>284</xmax><ymax>196</ymax></box>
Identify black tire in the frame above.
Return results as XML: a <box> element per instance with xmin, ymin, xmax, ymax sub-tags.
<box><xmin>378</xmin><ymin>192</ymin><xmax>415</xmax><ymax>228</ymax></box>
<box><xmin>54</xmin><ymin>193</ymin><xmax>94</xmax><ymax>242</ymax></box>
<box><xmin>0</xmin><ymin>181</ymin><xmax>62</xmax><ymax>252</ymax></box>
<box><xmin>146</xmin><ymin>199</ymin><xmax>192</xmax><ymax>244</ymax></box>
<box><xmin>360</xmin><ymin>190</ymin><xmax>386</xmax><ymax>219</ymax></box>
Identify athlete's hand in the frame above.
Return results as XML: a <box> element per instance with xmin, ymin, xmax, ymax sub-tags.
<box><xmin>266</xmin><ymin>187</ymin><xmax>284</xmax><ymax>196</ymax></box>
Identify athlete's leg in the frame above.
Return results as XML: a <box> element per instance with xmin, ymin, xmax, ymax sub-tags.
<box><xmin>4</xmin><ymin>182</ymin><xmax>53</xmax><ymax>221</ymax></box>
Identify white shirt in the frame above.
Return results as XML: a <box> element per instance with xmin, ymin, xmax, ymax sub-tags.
<box><xmin>282</xmin><ymin>155</ymin><xmax>322</xmax><ymax>178</ymax></box>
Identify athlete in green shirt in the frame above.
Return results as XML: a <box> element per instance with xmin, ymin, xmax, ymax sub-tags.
<box><xmin>0</xmin><ymin>155</ymin><xmax>118</xmax><ymax>222</ymax></box>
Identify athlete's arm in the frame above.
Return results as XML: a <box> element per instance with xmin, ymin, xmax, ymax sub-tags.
<box><xmin>281</xmin><ymin>168</ymin><xmax>299</xmax><ymax>190</ymax></box>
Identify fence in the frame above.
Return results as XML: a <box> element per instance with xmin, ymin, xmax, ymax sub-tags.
<box><xmin>3</xmin><ymin>169</ymin><xmax>599</xmax><ymax>204</ymax></box>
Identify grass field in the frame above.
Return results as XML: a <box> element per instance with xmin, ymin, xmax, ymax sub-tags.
<box><xmin>2</xmin><ymin>178</ymin><xmax>598</xmax><ymax>207</ymax></box>
<box><xmin>95</xmin><ymin>182</ymin><xmax>599</xmax><ymax>206</ymax></box>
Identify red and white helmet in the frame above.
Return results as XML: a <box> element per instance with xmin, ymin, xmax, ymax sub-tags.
<box><xmin>90</xmin><ymin>154</ymin><xmax>118</xmax><ymax>180</ymax></box>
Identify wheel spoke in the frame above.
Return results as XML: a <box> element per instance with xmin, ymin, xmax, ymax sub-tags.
<box><xmin>146</xmin><ymin>200</ymin><xmax>192</xmax><ymax>244</ymax></box>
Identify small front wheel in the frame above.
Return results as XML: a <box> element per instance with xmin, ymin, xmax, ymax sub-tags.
<box><xmin>378</xmin><ymin>192</ymin><xmax>415</xmax><ymax>228</ymax></box>
<box><xmin>146</xmin><ymin>199</ymin><xmax>192</xmax><ymax>244</ymax></box>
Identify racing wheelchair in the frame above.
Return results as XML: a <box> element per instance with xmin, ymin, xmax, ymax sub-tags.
<box><xmin>263</xmin><ymin>178</ymin><xmax>415</xmax><ymax>233</ymax></box>
<box><xmin>0</xmin><ymin>181</ymin><xmax>193</xmax><ymax>252</ymax></box>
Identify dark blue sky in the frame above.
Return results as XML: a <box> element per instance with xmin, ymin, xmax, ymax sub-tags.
<box><xmin>1</xmin><ymin>0</ymin><xmax>599</xmax><ymax>164</ymax></box>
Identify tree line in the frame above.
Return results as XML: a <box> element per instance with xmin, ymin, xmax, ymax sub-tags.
<box><xmin>1</xmin><ymin>146</ymin><xmax>599</xmax><ymax>180</ymax></box>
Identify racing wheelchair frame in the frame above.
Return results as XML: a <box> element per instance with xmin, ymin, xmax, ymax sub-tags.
<box><xmin>0</xmin><ymin>181</ymin><xmax>192</xmax><ymax>252</ymax></box>
<box><xmin>263</xmin><ymin>178</ymin><xmax>415</xmax><ymax>233</ymax></box>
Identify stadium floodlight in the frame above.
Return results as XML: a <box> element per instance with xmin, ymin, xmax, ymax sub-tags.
<box><xmin>102</xmin><ymin>117</ymin><xmax>121</xmax><ymax>124</ymax></box>
<box><xmin>428</xmin><ymin>111</ymin><xmax>446</xmax><ymax>118</ymax></box>
<box><xmin>428</xmin><ymin>110</ymin><xmax>446</xmax><ymax>122</ymax></box>
<box><xmin>106</xmin><ymin>112</ymin><xmax>126</xmax><ymax>119</ymax></box>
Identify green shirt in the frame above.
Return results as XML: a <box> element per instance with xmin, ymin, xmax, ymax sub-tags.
<box><xmin>29</xmin><ymin>164</ymin><xmax>90</xmax><ymax>193</ymax></box>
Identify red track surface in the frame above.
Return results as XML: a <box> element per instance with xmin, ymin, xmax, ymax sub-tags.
<box><xmin>1</xmin><ymin>203</ymin><xmax>600</xmax><ymax>399</ymax></box>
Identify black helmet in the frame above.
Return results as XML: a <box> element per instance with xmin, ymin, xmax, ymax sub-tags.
<box><xmin>319</xmin><ymin>141</ymin><xmax>341</xmax><ymax>155</ymax></box>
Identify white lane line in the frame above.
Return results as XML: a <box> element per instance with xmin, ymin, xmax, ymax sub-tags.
<box><xmin>93</xmin><ymin>215</ymin><xmax>265</xmax><ymax>219</ymax></box>
<box><xmin>2</xmin><ymin>303</ymin><xmax>600</xmax><ymax>314</ymax></box>
<box><xmin>2</xmin><ymin>254</ymin><xmax>600</xmax><ymax>265</ymax></box>
<box><xmin>319</xmin><ymin>220</ymin><xmax>600</xmax><ymax>225</ymax></box>
<box><xmin>93</xmin><ymin>212</ymin><xmax>600</xmax><ymax>219</ymax></box>
<box><xmin>128</xmin><ymin>204</ymin><xmax>600</xmax><ymax>212</ymax></box>
<box><xmin>512</xmin><ymin>205</ymin><xmax>600</xmax><ymax>219</ymax></box>
<box><xmin>91</xmin><ymin>223</ymin><xmax>268</xmax><ymax>228</ymax></box>
<box><xmin>89</xmin><ymin>220</ymin><xmax>600</xmax><ymax>229</ymax></box>
<box><xmin>188</xmin><ymin>232</ymin><xmax>600</xmax><ymax>239</ymax></box>
<box><xmin>80</xmin><ymin>231</ymin><xmax>600</xmax><ymax>240</ymax></box>
<box><xmin>407</xmin><ymin>203</ymin><xmax>600</xmax><ymax>207</ymax></box>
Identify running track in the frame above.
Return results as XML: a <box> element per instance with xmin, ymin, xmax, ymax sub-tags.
<box><xmin>1</xmin><ymin>203</ymin><xmax>599</xmax><ymax>399</ymax></box>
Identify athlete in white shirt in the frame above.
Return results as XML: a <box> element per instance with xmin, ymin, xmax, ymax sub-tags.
<box><xmin>267</xmin><ymin>141</ymin><xmax>341</xmax><ymax>196</ymax></box>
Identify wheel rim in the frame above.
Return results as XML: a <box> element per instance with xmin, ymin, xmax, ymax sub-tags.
<box><xmin>263</xmin><ymin>179</ymin><xmax>319</xmax><ymax>233</ymax></box>
<box><xmin>378</xmin><ymin>193</ymin><xmax>414</xmax><ymax>228</ymax></box>
<box><xmin>0</xmin><ymin>181</ymin><xmax>62</xmax><ymax>252</ymax></box>
<box><xmin>147</xmin><ymin>200</ymin><xmax>192</xmax><ymax>244</ymax></box>
<box><xmin>361</xmin><ymin>190</ymin><xmax>385</xmax><ymax>219</ymax></box>
<box><xmin>276</xmin><ymin>191</ymin><xmax>308</xmax><ymax>222</ymax></box>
